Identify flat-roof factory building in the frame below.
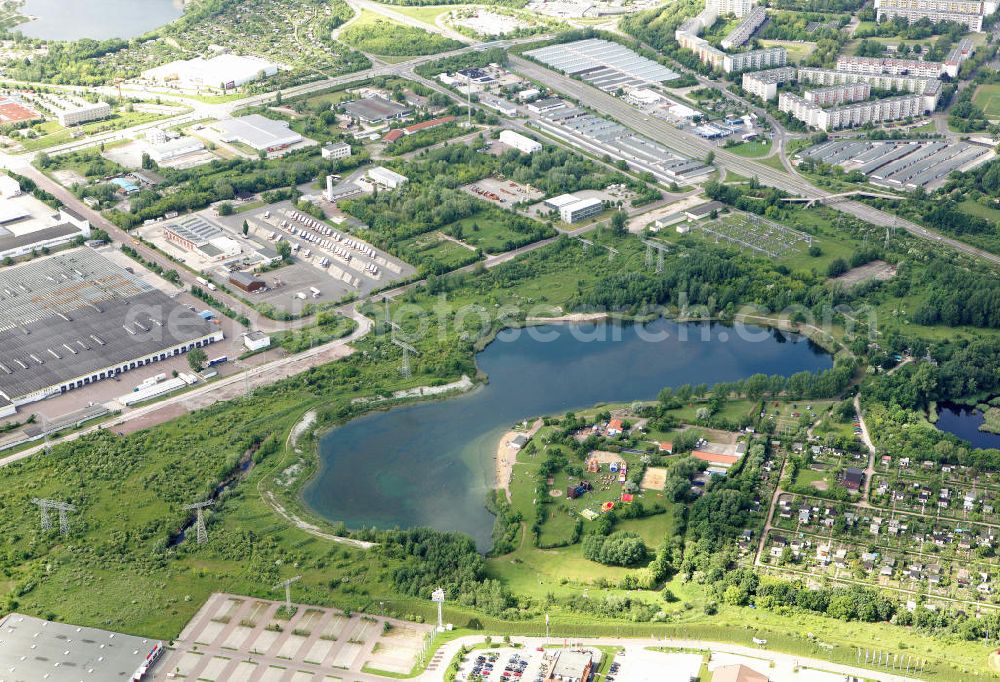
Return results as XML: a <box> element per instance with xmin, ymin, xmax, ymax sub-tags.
<box><xmin>0</xmin><ymin>612</ymin><xmax>164</xmax><ymax>682</ymax></box>
<box><xmin>341</xmin><ymin>95</ymin><xmax>413</xmax><ymax>123</ymax></box>
<box><xmin>0</xmin><ymin>183</ymin><xmax>93</xmax><ymax>260</ymax></box>
<box><xmin>163</xmin><ymin>214</ymin><xmax>243</xmax><ymax>262</ymax></box>
<box><xmin>0</xmin><ymin>249</ymin><xmax>223</xmax><ymax>417</ymax></box>
<box><xmin>143</xmin><ymin>53</ymin><xmax>279</xmax><ymax>89</ymax></box>
<box><xmin>499</xmin><ymin>129</ymin><xmax>542</xmax><ymax>154</ymax></box>
<box><xmin>212</xmin><ymin>114</ymin><xmax>303</xmax><ymax>152</ymax></box>
<box><xmin>367</xmin><ymin>166</ymin><xmax>409</xmax><ymax>189</ymax></box>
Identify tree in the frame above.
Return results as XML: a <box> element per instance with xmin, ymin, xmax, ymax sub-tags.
<box><xmin>827</xmin><ymin>258</ymin><xmax>849</xmax><ymax>277</ymax></box>
<box><xmin>218</xmin><ymin>202</ymin><xmax>234</xmax><ymax>216</ymax></box>
<box><xmin>187</xmin><ymin>348</ymin><xmax>207</xmax><ymax>372</ymax></box>
<box><xmin>242</xmin><ymin>220</ymin><xmax>249</xmax><ymax>236</ymax></box>
<box><xmin>610</xmin><ymin>210</ymin><xmax>627</xmax><ymax>236</ymax></box>
<box><xmin>141</xmin><ymin>152</ymin><xmax>154</xmax><ymax>170</ymax></box>
<box><xmin>277</xmin><ymin>240</ymin><xmax>292</xmax><ymax>261</ymax></box>
<box><xmin>705</xmin><ymin>150</ymin><xmax>716</xmax><ymax>165</ymax></box>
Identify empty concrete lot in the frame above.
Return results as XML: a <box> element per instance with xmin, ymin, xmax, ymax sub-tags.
<box><xmin>153</xmin><ymin>593</ymin><xmax>432</xmax><ymax>681</ymax></box>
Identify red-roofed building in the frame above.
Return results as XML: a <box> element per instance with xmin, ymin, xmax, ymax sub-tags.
<box><xmin>383</xmin><ymin>129</ymin><xmax>404</xmax><ymax>143</ymax></box>
<box><xmin>659</xmin><ymin>441</ymin><xmax>673</xmax><ymax>453</ymax></box>
<box><xmin>692</xmin><ymin>450</ymin><xmax>739</xmax><ymax>467</ymax></box>
<box><xmin>403</xmin><ymin>115</ymin><xmax>456</xmax><ymax>134</ymax></box>
<box><xmin>607</xmin><ymin>418</ymin><xmax>624</xmax><ymax>436</ymax></box>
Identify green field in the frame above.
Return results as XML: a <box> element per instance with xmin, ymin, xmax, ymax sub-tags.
<box><xmin>725</xmin><ymin>140</ymin><xmax>772</xmax><ymax>158</ymax></box>
<box><xmin>445</xmin><ymin>212</ymin><xmax>556</xmax><ymax>254</ymax></box>
<box><xmin>339</xmin><ymin>10</ymin><xmax>463</xmax><ymax>57</ymax></box>
<box><xmin>759</xmin><ymin>39</ymin><xmax>816</xmax><ymax>63</ymax></box>
<box><xmin>973</xmin><ymin>84</ymin><xmax>1000</xmax><ymax>119</ymax></box>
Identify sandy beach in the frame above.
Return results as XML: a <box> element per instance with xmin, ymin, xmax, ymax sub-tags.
<box><xmin>525</xmin><ymin>312</ymin><xmax>609</xmax><ymax>323</ymax></box>
<box><xmin>495</xmin><ymin>418</ymin><xmax>544</xmax><ymax>500</ymax></box>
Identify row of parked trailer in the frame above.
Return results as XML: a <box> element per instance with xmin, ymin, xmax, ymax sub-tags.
<box><xmin>276</xmin><ymin>209</ymin><xmax>381</xmax><ymax>278</ymax></box>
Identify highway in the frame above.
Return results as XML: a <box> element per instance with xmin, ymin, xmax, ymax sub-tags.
<box><xmin>510</xmin><ymin>55</ymin><xmax>1000</xmax><ymax>267</ymax></box>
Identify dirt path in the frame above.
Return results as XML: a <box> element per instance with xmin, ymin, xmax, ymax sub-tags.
<box><xmin>496</xmin><ymin>418</ymin><xmax>543</xmax><ymax>500</ymax></box>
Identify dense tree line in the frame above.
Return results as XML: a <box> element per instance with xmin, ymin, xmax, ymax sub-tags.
<box><xmin>340</xmin><ymin>18</ymin><xmax>464</xmax><ymax>56</ymax></box>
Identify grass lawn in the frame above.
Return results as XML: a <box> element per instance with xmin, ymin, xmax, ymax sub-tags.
<box><xmin>445</xmin><ymin>212</ymin><xmax>555</xmax><ymax>255</ymax></box>
<box><xmin>19</xmin><ymin>109</ymin><xmax>185</xmax><ymax>153</ymax></box>
<box><xmin>388</xmin><ymin>4</ymin><xmax>460</xmax><ymax>26</ymax></box>
<box><xmin>759</xmin><ymin>39</ymin><xmax>816</xmax><ymax>63</ymax></box>
<box><xmin>972</xmin><ymin>83</ymin><xmax>1000</xmax><ymax>119</ymax></box>
<box><xmin>725</xmin><ymin>140</ymin><xmax>772</xmax><ymax>158</ymax></box>
<box><xmin>957</xmin><ymin>198</ymin><xmax>1000</xmax><ymax>223</ymax></box>
<box><xmin>398</xmin><ymin>231</ymin><xmax>481</xmax><ymax>271</ymax></box>
<box><xmin>754</xmin><ymin>154</ymin><xmax>788</xmax><ymax>173</ymax></box>
<box><xmin>339</xmin><ymin>9</ymin><xmax>463</xmax><ymax>57</ymax></box>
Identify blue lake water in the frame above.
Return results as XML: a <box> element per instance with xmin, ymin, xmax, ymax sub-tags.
<box><xmin>304</xmin><ymin>319</ymin><xmax>833</xmax><ymax>549</ymax></box>
<box><xmin>936</xmin><ymin>402</ymin><xmax>1000</xmax><ymax>450</ymax></box>
<box><xmin>17</xmin><ymin>0</ymin><xmax>184</xmax><ymax>40</ymax></box>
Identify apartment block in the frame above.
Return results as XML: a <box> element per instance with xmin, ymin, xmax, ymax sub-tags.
<box><xmin>875</xmin><ymin>0</ymin><xmax>986</xmax><ymax>32</ymax></box>
<box><xmin>721</xmin><ymin>6</ymin><xmax>767</xmax><ymax>49</ymax></box>
<box><xmin>724</xmin><ymin>47</ymin><xmax>788</xmax><ymax>73</ymax></box>
<box><xmin>779</xmin><ymin>92</ymin><xmax>926</xmax><ymax>130</ymax></box>
<box><xmin>803</xmin><ymin>82</ymin><xmax>871</xmax><ymax>106</ymax></box>
<box><xmin>796</xmin><ymin>68</ymin><xmax>942</xmax><ymax>110</ymax></box>
<box><xmin>742</xmin><ymin>66</ymin><xmax>797</xmax><ymax>100</ymax></box>
<box><xmin>835</xmin><ymin>56</ymin><xmax>945</xmax><ymax>78</ymax></box>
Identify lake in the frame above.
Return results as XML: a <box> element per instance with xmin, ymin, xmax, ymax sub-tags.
<box><xmin>304</xmin><ymin>319</ymin><xmax>833</xmax><ymax>549</ymax></box>
<box><xmin>936</xmin><ymin>402</ymin><xmax>1000</xmax><ymax>451</ymax></box>
<box><xmin>17</xmin><ymin>0</ymin><xmax>184</xmax><ymax>41</ymax></box>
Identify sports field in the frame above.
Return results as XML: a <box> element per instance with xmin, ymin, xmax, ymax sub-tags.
<box><xmin>973</xmin><ymin>83</ymin><xmax>1000</xmax><ymax>119</ymax></box>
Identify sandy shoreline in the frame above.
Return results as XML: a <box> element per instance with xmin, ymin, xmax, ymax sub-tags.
<box><xmin>495</xmin><ymin>418</ymin><xmax>544</xmax><ymax>500</ymax></box>
<box><xmin>524</xmin><ymin>312</ymin><xmax>609</xmax><ymax>323</ymax></box>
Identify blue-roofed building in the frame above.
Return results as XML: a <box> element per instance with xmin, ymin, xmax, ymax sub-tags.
<box><xmin>110</xmin><ymin>177</ymin><xmax>140</xmax><ymax>195</ymax></box>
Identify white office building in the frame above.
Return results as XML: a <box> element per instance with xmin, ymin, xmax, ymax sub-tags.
<box><xmin>499</xmin><ymin>129</ymin><xmax>542</xmax><ymax>154</ymax></box>
<box><xmin>742</xmin><ymin>66</ymin><xmax>797</xmax><ymax>100</ymax></box>
<box><xmin>55</xmin><ymin>101</ymin><xmax>112</xmax><ymax>126</ymax></box>
<box><xmin>321</xmin><ymin>142</ymin><xmax>352</xmax><ymax>160</ymax></box>
<box><xmin>559</xmin><ymin>197</ymin><xmax>604</xmax><ymax>223</ymax></box>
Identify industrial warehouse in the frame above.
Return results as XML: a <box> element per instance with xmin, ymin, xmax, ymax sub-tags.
<box><xmin>534</xmin><ymin>105</ymin><xmax>711</xmax><ymax>184</ymax></box>
<box><xmin>524</xmin><ymin>38</ymin><xmax>680</xmax><ymax>91</ymax></box>
<box><xmin>0</xmin><ymin>249</ymin><xmax>223</xmax><ymax>417</ymax></box>
<box><xmin>796</xmin><ymin>139</ymin><xmax>991</xmax><ymax>190</ymax></box>
<box><xmin>0</xmin><ymin>613</ymin><xmax>163</xmax><ymax>682</ymax></box>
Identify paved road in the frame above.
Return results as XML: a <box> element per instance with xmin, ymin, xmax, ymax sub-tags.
<box><xmin>510</xmin><ymin>56</ymin><xmax>1000</xmax><ymax>267</ymax></box>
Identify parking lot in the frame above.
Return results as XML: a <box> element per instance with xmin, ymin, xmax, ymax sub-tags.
<box><xmin>153</xmin><ymin>593</ymin><xmax>433</xmax><ymax>681</ymax></box>
<box><xmin>457</xmin><ymin>648</ymin><xmax>542</xmax><ymax>682</ymax></box>
<box><xmin>216</xmin><ymin>201</ymin><xmax>416</xmax><ymax>312</ymax></box>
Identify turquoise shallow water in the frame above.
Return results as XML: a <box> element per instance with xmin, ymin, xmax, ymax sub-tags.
<box><xmin>304</xmin><ymin>319</ymin><xmax>833</xmax><ymax>549</ymax></box>
<box><xmin>17</xmin><ymin>0</ymin><xmax>183</xmax><ymax>40</ymax></box>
